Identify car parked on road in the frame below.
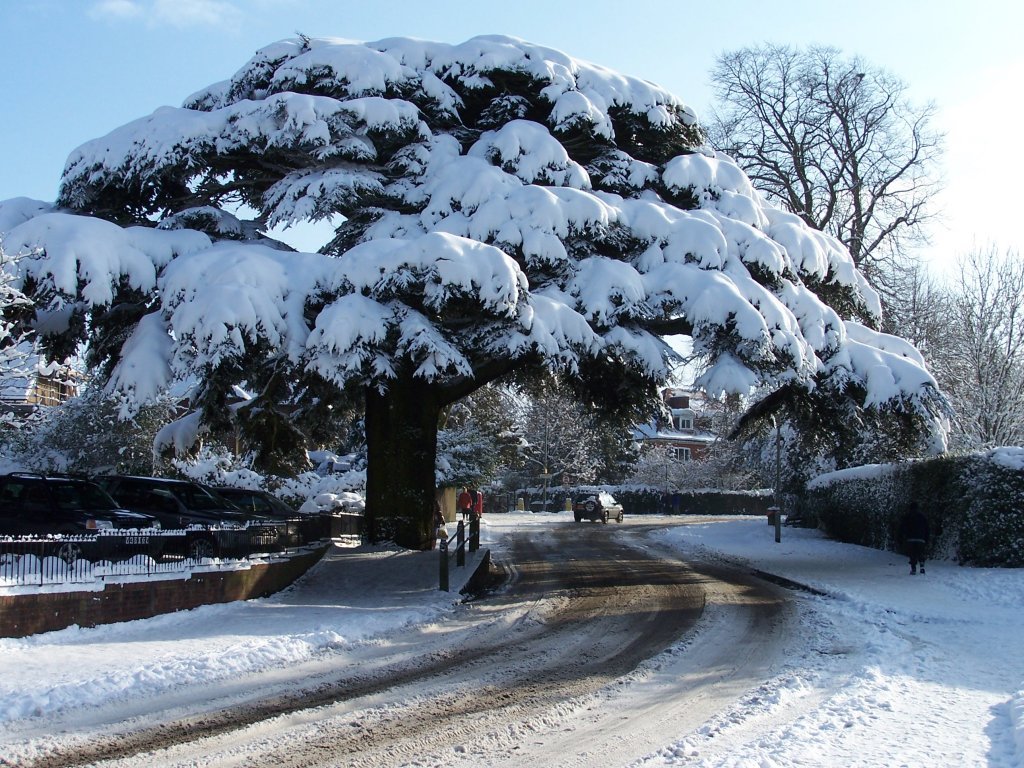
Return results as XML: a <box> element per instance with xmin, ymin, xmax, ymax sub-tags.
<box><xmin>0</xmin><ymin>472</ymin><xmax>160</xmax><ymax>536</ymax></box>
<box><xmin>0</xmin><ymin>473</ymin><xmax>163</xmax><ymax>563</ymax></box>
<box><xmin>573</xmin><ymin>491</ymin><xmax>624</xmax><ymax>524</ymax></box>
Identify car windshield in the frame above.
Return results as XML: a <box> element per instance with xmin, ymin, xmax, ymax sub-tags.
<box><xmin>169</xmin><ymin>483</ymin><xmax>231</xmax><ymax>511</ymax></box>
<box><xmin>51</xmin><ymin>481</ymin><xmax>120</xmax><ymax>511</ymax></box>
<box><xmin>223</xmin><ymin>490</ymin><xmax>294</xmax><ymax>516</ymax></box>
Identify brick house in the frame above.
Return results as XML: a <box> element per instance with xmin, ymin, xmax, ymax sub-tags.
<box><xmin>633</xmin><ymin>388</ymin><xmax>718</xmax><ymax>460</ymax></box>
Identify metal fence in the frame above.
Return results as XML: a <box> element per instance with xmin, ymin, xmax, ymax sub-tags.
<box><xmin>0</xmin><ymin>513</ymin><xmax>362</xmax><ymax>588</ymax></box>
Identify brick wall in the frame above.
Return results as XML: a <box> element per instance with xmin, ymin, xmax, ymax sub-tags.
<box><xmin>0</xmin><ymin>546</ymin><xmax>328</xmax><ymax>638</ymax></box>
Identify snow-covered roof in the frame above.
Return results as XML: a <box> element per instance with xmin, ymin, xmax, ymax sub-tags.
<box><xmin>633</xmin><ymin>422</ymin><xmax>718</xmax><ymax>445</ymax></box>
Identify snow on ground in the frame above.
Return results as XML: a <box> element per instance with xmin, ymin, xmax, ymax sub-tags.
<box><xmin>0</xmin><ymin>541</ymin><xmax>489</xmax><ymax>724</ymax></box>
<box><xmin>1</xmin><ymin>512</ymin><xmax>1023</xmax><ymax>767</ymax></box>
<box><xmin>636</xmin><ymin>517</ymin><xmax>1024</xmax><ymax>767</ymax></box>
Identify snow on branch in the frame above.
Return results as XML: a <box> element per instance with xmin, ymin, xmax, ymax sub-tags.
<box><xmin>0</xmin><ymin>34</ymin><xmax>940</xmax><ymax>433</ymax></box>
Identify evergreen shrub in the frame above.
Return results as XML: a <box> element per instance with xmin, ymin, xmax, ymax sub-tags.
<box><xmin>805</xmin><ymin>449</ymin><xmax>1024</xmax><ymax>566</ymax></box>
<box><xmin>551</xmin><ymin>485</ymin><xmax>773</xmax><ymax>516</ymax></box>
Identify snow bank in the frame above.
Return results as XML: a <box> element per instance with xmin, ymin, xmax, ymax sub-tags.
<box><xmin>990</xmin><ymin>446</ymin><xmax>1024</xmax><ymax>471</ymax></box>
<box><xmin>1013</xmin><ymin>688</ymin><xmax>1024</xmax><ymax>759</ymax></box>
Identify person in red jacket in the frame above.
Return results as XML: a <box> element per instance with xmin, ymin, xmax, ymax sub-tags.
<box><xmin>457</xmin><ymin>487</ymin><xmax>473</xmax><ymax>520</ymax></box>
<box><xmin>472</xmin><ymin>488</ymin><xmax>484</xmax><ymax>520</ymax></box>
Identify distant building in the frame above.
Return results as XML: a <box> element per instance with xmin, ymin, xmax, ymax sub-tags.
<box><xmin>633</xmin><ymin>388</ymin><xmax>718</xmax><ymax>460</ymax></box>
<box><xmin>0</xmin><ymin>357</ymin><xmax>80</xmax><ymax>413</ymax></box>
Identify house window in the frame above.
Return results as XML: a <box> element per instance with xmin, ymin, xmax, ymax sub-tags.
<box><xmin>669</xmin><ymin>446</ymin><xmax>691</xmax><ymax>461</ymax></box>
<box><xmin>672</xmin><ymin>415</ymin><xmax>693</xmax><ymax>430</ymax></box>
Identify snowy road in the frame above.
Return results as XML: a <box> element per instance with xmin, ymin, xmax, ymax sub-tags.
<box><xmin>8</xmin><ymin>520</ymin><xmax>796</xmax><ymax>767</ymax></box>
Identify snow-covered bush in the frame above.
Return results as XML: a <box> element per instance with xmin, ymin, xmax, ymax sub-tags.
<box><xmin>806</xmin><ymin>448</ymin><xmax>1024</xmax><ymax>566</ymax></box>
<box><xmin>172</xmin><ymin>443</ymin><xmax>366</xmax><ymax>512</ymax></box>
<box><xmin>5</xmin><ymin>387</ymin><xmax>177</xmax><ymax>475</ymax></box>
<box><xmin>525</xmin><ymin>483</ymin><xmax>772</xmax><ymax>516</ymax></box>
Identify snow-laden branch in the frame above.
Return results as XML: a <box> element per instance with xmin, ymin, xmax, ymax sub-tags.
<box><xmin>0</xmin><ymin>34</ymin><xmax>941</xmax><ymax>440</ymax></box>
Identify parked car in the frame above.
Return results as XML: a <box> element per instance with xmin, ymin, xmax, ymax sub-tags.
<box><xmin>0</xmin><ymin>472</ymin><xmax>167</xmax><ymax>565</ymax></box>
<box><xmin>0</xmin><ymin>472</ymin><xmax>160</xmax><ymax>537</ymax></box>
<box><xmin>212</xmin><ymin>487</ymin><xmax>301</xmax><ymax>520</ymax></box>
<box><xmin>97</xmin><ymin>475</ymin><xmax>286</xmax><ymax>560</ymax></box>
<box><xmin>96</xmin><ymin>475</ymin><xmax>271</xmax><ymax>529</ymax></box>
<box><xmin>573</xmin><ymin>491</ymin><xmax>624</xmax><ymax>524</ymax></box>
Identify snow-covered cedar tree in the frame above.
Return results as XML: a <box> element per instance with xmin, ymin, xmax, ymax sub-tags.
<box><xmin>0</xmin><ymin>244</ymin><xmax>39</xmax><ymax>424</ymax></box>
<box><xmin>0</xmin><ymin>36</ymin><xmax>946</xmax><ymax>549</ymax></box>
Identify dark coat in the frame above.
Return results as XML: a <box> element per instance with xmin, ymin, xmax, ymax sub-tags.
<box><xmin>900</xmin><ymin>508</ymin><xmax>930</xmax><ymax>542</ymax></box>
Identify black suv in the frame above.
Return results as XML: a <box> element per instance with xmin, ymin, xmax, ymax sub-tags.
<box><xmin>213</xmin><ymin>487</ymin><xmax>301</xmax><ymax>520</ymax></box>
<box><xmin>0</xmin><ymin>473</ymin><xmax>160</xmax><ymax>536</ymax></box>
<box><xmin>97</xmin><ymin>475</ymin><xmax>285</xmax><ymax>560</ymax></box>
<box><xmin>96</xmin><ymin>475</ymin><xmax>262</xmax><ymax>529</ymax></box>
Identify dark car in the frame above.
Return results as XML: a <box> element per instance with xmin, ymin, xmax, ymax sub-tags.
<box><xmin>97</xmin><ymin>475</ymin><xmax>285</xmax><ymax>560</ymax></box>
<box><xmin>212</xmin><ymin>487</ymin><xmax>301</xmax><ymax>520</ymax></box>
<box><xmin>0</xmin><ymin>472</ymin><xmax>160</xmax><ymax>537</ymax></box>
<box><xmin>96</xmin><ymin>475</ymin><xmax>266</xmax><ymax>530</ymax></box>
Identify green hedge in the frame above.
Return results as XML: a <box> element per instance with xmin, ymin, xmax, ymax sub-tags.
<box><xmin>804</xmin><ymin>449</ymin><xmax>1024</xmax><ymax>566</ymax></box>
<box><xmin>517</xmin><ymin>485</ymin><xmax>774</xmax><ymax>517</ymax></box>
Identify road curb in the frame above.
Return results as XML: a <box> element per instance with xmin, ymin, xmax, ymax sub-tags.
<box><xmin>460</xmin><ymin>548</ymin><xmax>497</xmax><ymax>598</ymax></box>
<box><xmin>750</xmin><ymin>568</ymin><xmax>829</xmax><ymax>596</ymax></box>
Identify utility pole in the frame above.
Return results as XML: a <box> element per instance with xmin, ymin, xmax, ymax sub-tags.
<box><xmin>773</xmin><ymin>418</ymin><xmax>782</xmax><ymax>543</ymax></box>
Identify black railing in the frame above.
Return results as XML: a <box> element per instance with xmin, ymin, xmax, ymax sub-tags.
<box><xmin>0</xmin><ymin>513</ymin><xmax>361</xmax><ymax>588</ymax></box>
<box><xmin>438</xmin><ymin>517</ymin><xmax>480</xmax><ymax>592</ymax></box>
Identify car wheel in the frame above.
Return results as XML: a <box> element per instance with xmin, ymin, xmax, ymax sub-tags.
<box><xmin>187</xmin><ymin>537</ymin><xmax>217</xmax><ymax>561</ymax></box>
<box><xmin>574</xmin><ymin>513</ymin><xmax>582</xmax><ymax>522</ymax></box>
<box><xmin>601</xmin><ymin>512</ymin><xmax>608</xmax><ymax>524</ymax></box>
<box><xmin>616</xmin><ymin>512</ymin><xmax>623</xmax><ymax>523</ymax></box>
<box><xmin>584</xmin><ymin>500</ymin><xmax>597</xmax><ymax>513</ymax></box>
<box><xmin>57</xmin><ymin>541</ymin><xmax>83</xmax><ymax>564</ymax></box>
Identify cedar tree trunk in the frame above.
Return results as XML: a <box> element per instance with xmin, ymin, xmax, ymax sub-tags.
<box><xmin>364</xmin><ymin>375</ymin><xmax>442</xmax><ymax>549</ymax></box>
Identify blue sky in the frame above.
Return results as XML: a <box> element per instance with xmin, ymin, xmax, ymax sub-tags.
<box><xmin>1</xmin><ymin>0</ymin><xmax>1021</xmax><ymax>272</ymax></box>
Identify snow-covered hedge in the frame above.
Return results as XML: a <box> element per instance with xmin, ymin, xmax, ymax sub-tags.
<box><xmin>172</xmin><ymin>446</ymin><xmax>366</xmax><ymax>513</ymax></box>
<box><xmin>805</xmin><ymin>448</ymin><xmax>1024</xmax><ymax>566</ymax></box>
<box><xmin>517</xmin><ymin>483</ymin><xmax>773</xmax><ymax>516</ymax></box>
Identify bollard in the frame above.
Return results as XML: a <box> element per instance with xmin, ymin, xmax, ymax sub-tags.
<box><xmin>439</xmin><ymin>536</ymin><xmax>449</xmax><ymax>592</ymax></box>
<box><xmin>469</xmin><ymin>516</ymin><xmax>480</xmax><ymax>552</ymax></box>
<box><xmin>456</xmin><ymin>520</ymin><xmax>465</xmax><ymax>567</ymax></box>
<box><xmin>768</xmin><ymin>505</ymin><xmax>781</xmax><ymax>543</ymax></box>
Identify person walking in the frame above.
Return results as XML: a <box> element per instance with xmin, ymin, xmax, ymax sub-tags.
<box><xmin>457</xmin><ymin>487</ymin><xmax>473</xmax><ymax>521</ymax></box>
<box><xmin>432</xmin><ymin>498</ymin><xmax>446</xmax><ymax>549</ymax></box>
<box><xmin>472</xmin><ymin>488</ymin><xmax>484</xmax><ymax>521</ymax></box>
<box><xmin>900</xmin><ymin>502</ymin><xmax>931</xmax><ymax>575</ymax></box>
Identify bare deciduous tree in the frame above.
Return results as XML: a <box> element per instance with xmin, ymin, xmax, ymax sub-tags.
<box><xmin>933</xmin><ymin>246</ymin><xmax>1024</xmax><ymax>449</ymax></box>
<box><xmin>882</xmin><ymin>260</ymin><xmax>951</xmax><ymax>355</ymax></box>
<box><xmin>708</xmin><ymin>44</ymin><xmax>943</xmax><ymax>297</ymax></box>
